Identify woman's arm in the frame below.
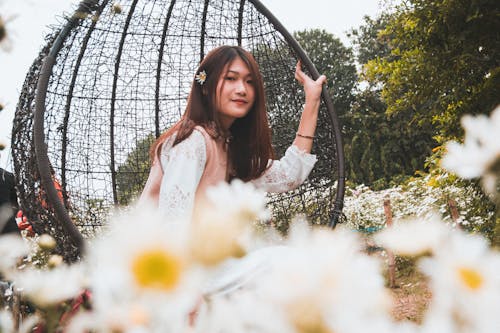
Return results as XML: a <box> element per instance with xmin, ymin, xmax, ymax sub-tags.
<box><xmin>292</xmin><ymin>61</ymin><xmax>327</xmax><ymax>153</ymax></box>
<box><xmin>250</xmin><ymin>62</ymin><xmax>326</xmax><ymax>193</ymax></box>
<box><xmin>250</xmin><ymin>145</ymin><xmax>317</xmax><ymax>193</ymax></box>
<box><xmin>138</xmin><ymin>157</ymin><xmax>163</xmax><ymax>206</ymax></box>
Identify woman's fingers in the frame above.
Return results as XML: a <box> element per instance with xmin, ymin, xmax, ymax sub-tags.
<box><xmin>295</xmin><ymin>60</ymin><xmax>304</xmax><ymax>83</ymax></box>
<box><xmin>295</xmin><ymin>61</ymin><xmax>327</xmax><ymax>88</ymax></box>
<box><xmin>294</xmin><ymin>61</ymin><xmax>327</xmax><ymax>102</ymax></box>
<box><xmin>316</xmin><ymin>74</ymin><xmax>327</xmax><ymax>86</ymax></box>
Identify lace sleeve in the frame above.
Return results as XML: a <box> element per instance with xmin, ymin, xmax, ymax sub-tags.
<box><xmin>158</xmin><ymin>130</ymin><xmax>206</xmax><ymax>222</ymax></box>
<box><xmin>250</xmin><ymin>145</ymin><xmax>317</xmax><ymax>193</ymax></box>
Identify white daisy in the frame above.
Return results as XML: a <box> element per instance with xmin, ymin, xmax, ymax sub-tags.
<box><xmin>195</xmin><ymin>70</ymin><xmax>207</xmax><ymax>85</ymax></box>
<box><xmin>66</xmin><ymin>300</ymin><xmax>183</xmax><ymax>333</ymax></box>
<box><xmin>85</xmin><ymin>205</ymin><xmax>201</xmax><ymax>331</ymax></box>
<box><xmin>257</xmin><ymin>223</ymin><xmax>393</xmax><ymax>333</ymax></box>
<box><xmin>0</xmin><ymin>310</ymin><xmax>41</xmax><ymax>333</ymax></box>
<box><xmin>188</xmin><ymin>180</ymin><xmax>270</xmax><ymax>266</ymax></box>
<box><xmin>419</xmin><ymin>229</ymin><xmax>500</xmax><ymax>333</ymax></box>
<box><xmin>203</xmin><ymin>179</ymin><xmax>271</xmax><ymax>223</ymax></box>
<box><xmin>0</xmin><ymin>310</ymin><xmax>14</xmax><ymax>333</ymax></box>
<box><xmin>373</xmin><ymin>213</ymin><xmax>450</xmax><ymax>256</ymax></box>
<box><xmin>189</xmin><ymin>212</ymin><xmax>250</xmax><ymax>266</ymax></box>
<box><xmin>442</xmin><ymin>105</ymin><xmax>500</xmax><ymax>195</ymax></box>
<box><xmin>194</xmin><ymin>290</ymin><xmax>294</xmax><ymax>333</ymax></box>
<box><xmin>0</xmin><ymin>233</ymin><xmax>30</xmax><ymax>277</ymax></box>
<box><xmin>13</xmin><ymin>264</ymin><xmax>86</xmax><ymax>308</ymax></box>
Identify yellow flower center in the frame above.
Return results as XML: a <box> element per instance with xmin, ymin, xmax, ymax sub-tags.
<box><xmin>458</xmin><ymin>267</ymin><xmax>483</xmax><ymax>291</ymax></box>
<box><xmin>132</xmin><ymin>248</ymin><xmax>182</xmax><ymax>291</ymax></box>
<box><xmin>289</xmin><ymin>298</ymin><xmax>334</xmax><ymax>333</ymax></box>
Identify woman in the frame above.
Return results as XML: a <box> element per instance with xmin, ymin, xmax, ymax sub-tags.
<box><xmin>140</xmin><ymin>45</ymin><xmax>326</xmax><ymax>221</ymax></box>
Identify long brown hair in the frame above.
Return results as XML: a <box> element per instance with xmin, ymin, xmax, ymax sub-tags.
<box><xmin>150</xmin><ymin>45</ymin><xmax>275</xmax><ymax>181</ymax></box>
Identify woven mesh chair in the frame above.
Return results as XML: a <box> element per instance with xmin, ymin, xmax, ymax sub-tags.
<box><xmin>12</xmin><ymin>0</ymin><xmax>345</xmax><ymax>261</ymax></box>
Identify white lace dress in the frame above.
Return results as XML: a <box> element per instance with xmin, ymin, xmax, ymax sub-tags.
<box><xmin>157</xmin><ymin>129</ymin><xmax>317</xmax><ymax>297</ymax></box>
<box><xmin>158</xmin><ymin>129</ymin><xmax>317</xmax><ymax>221</ymax></box>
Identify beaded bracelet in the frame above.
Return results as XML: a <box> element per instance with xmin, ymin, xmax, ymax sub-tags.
<box><xmin>296</xmin><ymin>132</ymin><xmax>315</xmax><ymax>140</ymax></box>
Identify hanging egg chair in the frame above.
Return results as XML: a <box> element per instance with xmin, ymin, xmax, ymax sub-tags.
<box><xmin>12</xmin><ymin>0</ymin><xmax>345</xmax><ymax>261</ymax></box>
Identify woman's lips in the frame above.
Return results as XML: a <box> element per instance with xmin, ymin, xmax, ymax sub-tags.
<box><xmin>232</xmin><ymin>99</ymin><xmax>248</xmax><ymax>105</ymax></box>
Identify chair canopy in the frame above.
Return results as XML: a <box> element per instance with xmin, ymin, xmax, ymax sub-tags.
<box><xmin>12</xmin><ymin>0</ymin><xmax>345</xmax><ymax>261</ymax></box>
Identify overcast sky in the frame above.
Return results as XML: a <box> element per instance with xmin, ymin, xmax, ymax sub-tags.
<box><xmin>0</xmin><ymin>0</ymin><xmax>387</xmax><ymax>169</ymax></box>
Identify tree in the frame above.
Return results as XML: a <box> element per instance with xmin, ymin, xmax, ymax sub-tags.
<box><xmin>294</xmin><ymin>30</ymin><xmax>358</xmax><ymax>184</ymax></box>
<box><xmin>344</xmin><ymin>14</ymin><xmax>437</xmax><ymax>187</ymax></box>
<box><xmin>364</xmin><ymin>0</ymin><xmax>500</xmax><ymax>142</ymax></box>
<box><xmin>115</xmin><ymin>134</ymin><xmax>154</xmax><ymax>205</ymax></box>
<box><xmin>348</xmin><ymin>14</ymin><xmax>394</xmax><ymax>66</ymax></box>
<box><xmin>294</xmin><ymin>29</ymin><xmax>357</xmax><ymax>121</ymax></box>
<box><xmin>355</xmin><ymin>3</ymin><xmax>498</xmax><ymax>242</ymax></box>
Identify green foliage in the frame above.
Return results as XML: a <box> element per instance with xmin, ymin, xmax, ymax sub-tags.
<box><xmin>365</xmin><ymin>0</ymin><xmax>500</xmax><ymax>142</ymax></box>
<box><xmin>71</xmin><ymin>198</ymin><xmax>111</xmax><ymax>237</ymax></box>
<box><xmin>294</xmin><ymin>29</ymin><xmax>357</xmax><ymax>120</ymax></box>
<box><xmin>348</xmin><ymin>14</ymin><xmax>393</xmax><ymax>65</ymax></box>
<box><xmin>346</xmin><ymin>80</ymin><xmax>436</xmax><ymax>187</ymax></box>
<box><xmin>294</xmin><ymin>29</ymin><xmax>414</xmax><ymax>187</ymax></box>
<box><xmin>115</xmin><ymin>134</ymin><xmax>154</xmax><ymax>205</ymax></box>
<box><xmin>343</xmin><ymin>13</ymin><xmax>439</xmax><ymax>187</ymax></box>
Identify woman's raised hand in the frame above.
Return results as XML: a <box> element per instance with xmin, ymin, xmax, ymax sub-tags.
<box><xmin>292</xmin><ymin>60</ymin><xmax>327</xmax><ymax>152</ymax></box>
<box><xmin>294</xmin><ymin>60</ymin><xmax>327</xmax><ymax>103</ymax></box>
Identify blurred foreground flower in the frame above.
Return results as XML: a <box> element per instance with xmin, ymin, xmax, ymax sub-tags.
<box><xmin>189</xmin><ymin>213</ymin><xmax>248</xmax><ymax>266</ymax></box>
<box><xmin>374</xmin><ymin>213</ymin><xmax>449</xmax><ymax>256</ymax></box>
<box><xmin>190</xmin><ymin>180</ymin><xmax>269</xmax><ymax>266</ymax></box>
<box><xmin>0</xmin><ymin>310</ymin><xmax>39</xmax><ymax>333</ymax></box>
<box><xmin>195</xmin><ymin>219</ymin><xmax>398</xmax><ymax>333</ymax></box>
<box><xmin>420</xmin><ymin>230</ymin><xmax>500</xmax><ymax>333</ymax></box>
<box><xmin>13</xmin><ymin>264</ymin><xmax>86</xmax><ymax>308</ymax></box>
<box><xmin>3</xmin><ymin>177</ymin><xmax>500</xmax><ymax>332</ymax></box>
<box><xmin>373</xmin><ymin>213</ymin><xmax>500</xmax><ymax>333</ymax></box>
<box><xmin>0</xmin><ymin>234</ymin><xmax>29</xmax><ymax>277</ymax></box>
<box><xmin>442</xmin><ymin>105</ymin><xmax>500</xmax><ymax>196</ymax></box>
<box><xmin>194</xmin><ymin>290</ymin><xmax>294</xmax><ymax>333</ymax></box>
<box><xmin>0</xmin><ymin>310</ymin><xmax>14</xmax><ymax>333</ymax></box>
<box><xmin>37</xmin><ymin>234</ymin><xmax>57</xmax><ymax>251</ymax></box>
<box><xmin>257</xmin><ymin>222</ymin><xmax>394</xmax><ymax>333</ymax></box>
<box><xmin>82</xmin><ymin>205</ymin><xmax>200</xmax><ymax>332</ymax></box>
<box><xmin>204</xmin><ymin>179</ymin><xmax>270</xmax><ymax>223</ymax></box>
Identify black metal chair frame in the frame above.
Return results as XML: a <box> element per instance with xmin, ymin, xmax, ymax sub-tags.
<box><xmin>17</xmin><ymin>0</ymin><xmax>345</xmax><ymax>259</ymax></box>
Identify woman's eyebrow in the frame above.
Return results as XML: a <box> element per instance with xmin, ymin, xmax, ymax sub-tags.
<box><xmin>227</xmin><ymin>69</ymin><xmax>252</xmax><ymax>77</ymax></box>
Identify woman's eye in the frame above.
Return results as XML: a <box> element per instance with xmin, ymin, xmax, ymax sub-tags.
<box><xmin>225</xmin><ymin>76</ymin><xmax>236</xmax><ymax>81</ymax></box>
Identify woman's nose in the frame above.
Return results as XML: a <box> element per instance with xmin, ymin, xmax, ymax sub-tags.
<box><xmin>235</xmin><ymin>80</ymin><xmax>247</xmax><ymax>95</ymax></box>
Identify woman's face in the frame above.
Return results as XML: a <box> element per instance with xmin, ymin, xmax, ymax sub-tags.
<box><xmin>215</xmin><ymin>57</ymin><xmax>255</xmax><ymax>129</ymax></box>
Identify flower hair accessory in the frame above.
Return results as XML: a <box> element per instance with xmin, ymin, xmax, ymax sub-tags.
<box><xmin>195</xmin><ymin>70</ymin><xmax>207</xmax><ymax>85</ymax></box>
